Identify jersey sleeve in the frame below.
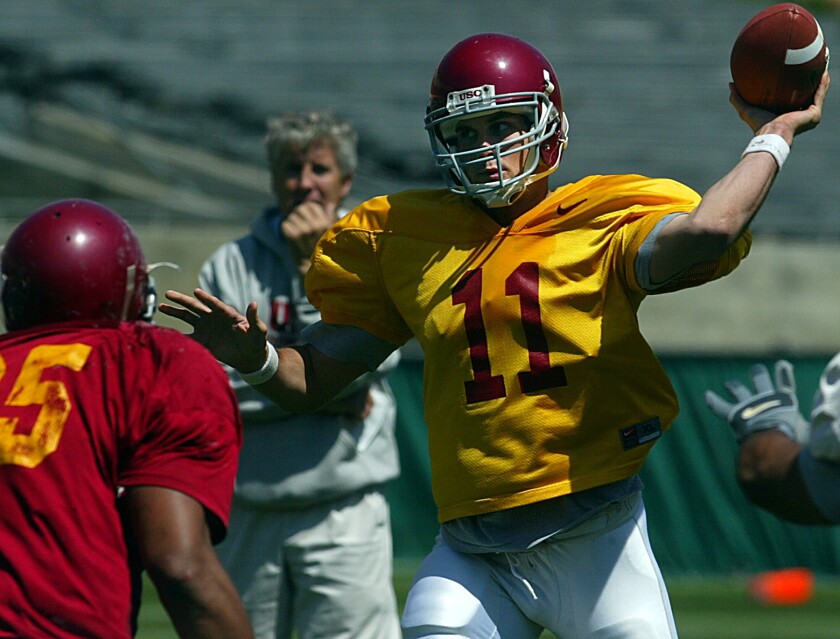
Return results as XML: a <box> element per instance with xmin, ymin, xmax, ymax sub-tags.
<box><xmin>306</xmin><ymin>202</ymin><xmax>413</xmax><ymax>345</ymax></box>
<box><xmin>605</xmin><ymin>176</ymin><xmax>752</xmax><ymax>294</ymax></box>
<box><xmin>119</xmin><ymin>330</ymin><xmax>243</xmax><ymax>542</ymax></box>
<box><xmin>301</xmin><ymin>321</ymin><xmax>398</xmax><ymax>370</ymax></box>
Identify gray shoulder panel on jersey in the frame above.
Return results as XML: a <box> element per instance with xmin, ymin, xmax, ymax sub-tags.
<box><xmin>635</xmin><ymin>211</ymin><xmax>688</xmax><ymax>292</ymax></box>
<box><xmin>798</xmin><ymin>448</ymin><xmax>840</xmax><ymax>524</ymax></box>
<box><xmin>301</xmin><ymin>321</ymin><xmax>398</xmax><ymax>371</ymax></box>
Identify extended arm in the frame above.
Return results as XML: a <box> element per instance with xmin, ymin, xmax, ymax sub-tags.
<box><xmin>704</xmin><ymin>360</ymin><xmax>833</xmax><ymax>525</ymax></box>
<box><xmin>159</xmin><ymin>288</ymin><xmax>369</xmax><ymax>411</ymax></box>
<box><xmin>122</xmin><ymin>486</ymin><xmax>254</xmax><ymax>638</ymax></box>
<box><xmin>649</xmin><ymin>72</ymin><xmax>829</xmax><ymax>284</ymax></box>
<box><xmin>734</xmin><ymin>430</ymin><xmax>829</xmax><ymax>524</ymax></box>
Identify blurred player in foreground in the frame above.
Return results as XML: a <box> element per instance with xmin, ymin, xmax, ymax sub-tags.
<box><xmin>161</xmin><ymin>33</ymin><xmax>829</xmax><ymax>638</ymax></box>
<box><xmin>0</xmin><ymin>199</ymin><xmax>253</xmax><ymax>639</ymax></box>
<box><xmin>705</xmin><ymin>357</ymin><xmax>840</xmax><ymax>524</ymax></box>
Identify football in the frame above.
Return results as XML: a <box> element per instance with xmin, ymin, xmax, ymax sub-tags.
<box><xmin>730</xmin><ymin>3</ymin><xmax>829</xmax><ymax>113</ymax></box>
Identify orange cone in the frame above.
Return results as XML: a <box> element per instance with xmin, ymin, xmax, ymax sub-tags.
<box><xmin>748</xmin><ymin>568</ymin><xmax>815</xmax><ymax>606</ymax></box>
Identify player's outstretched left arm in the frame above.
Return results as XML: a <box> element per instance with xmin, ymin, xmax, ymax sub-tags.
<box><xmin>649</xmin><ymin>70</ymin><xmax>829</xmax><ymax>285</ymax></box>
<box><xmin>732</xmin><ymin>430</ymin><xmax>829</xmax><ymax>524</ymax></box>
<box><xmin>159</xmin><ymin>289</ymin><xmax>367</xmax><ymax>411</ymax></box>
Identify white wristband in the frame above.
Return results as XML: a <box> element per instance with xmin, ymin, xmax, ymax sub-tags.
<box><xmin>741</xmin><ymin>133</ymin><xmax>790</xmax><ymax>170</ymax></box>
<box><xmin>238</xmin><ymin>344</ymin><xmax>279</xmax><ymax>386</ymax></box>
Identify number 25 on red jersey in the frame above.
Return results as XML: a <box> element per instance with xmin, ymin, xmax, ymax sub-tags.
<box><xmin>0</xmin><ymin>343</ymin><xmax>91</xmax><ymax>468</ymax></box>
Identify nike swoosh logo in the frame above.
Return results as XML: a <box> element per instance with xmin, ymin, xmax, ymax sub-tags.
<box><xmin>740</xmin><ymin>399</ymin><xmax>783</xmax><ymax>420</ymax></box>
<box><xmin>557</xmin><ymin>199</ymin><xmax>587</xmax><ymax>216</ymax></box>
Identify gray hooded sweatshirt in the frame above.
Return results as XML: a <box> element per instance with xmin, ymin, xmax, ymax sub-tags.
<box><xmin>199</xmin><ymin>206</ymin><xmax>400</xmax><ymax>508</ymax></box>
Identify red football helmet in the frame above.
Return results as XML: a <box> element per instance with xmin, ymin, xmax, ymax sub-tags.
<box><xmin>425</xmin><ymin>33</ymin><xmax>570</xmax><ymax>208</ymax></box>
<box><xmin>1</xmin><ymin>199</ymin><xmax>153</xmax><ymax>331</ymax></box>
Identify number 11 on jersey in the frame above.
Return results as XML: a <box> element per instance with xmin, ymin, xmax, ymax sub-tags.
<box><xmin>452</xmin><ymin>262</ymin><xmax>567</xmax><ymax>405</ymax></box>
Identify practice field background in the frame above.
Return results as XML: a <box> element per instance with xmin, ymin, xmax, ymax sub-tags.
<box><xmin>3</xmin><ymin>0</ymin><xmax>840</xmax><ymax>636</ymax></box>
<box><xmin>136</xmin><ymin>569</ymin><xmax>840</xmax><ymax>639</ymax></box>
<box><xmin>138</xmin><ymin>354</ymin><xmax>840</xmax><ymax>637</ymax></box>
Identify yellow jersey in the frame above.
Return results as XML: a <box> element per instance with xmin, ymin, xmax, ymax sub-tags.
<box><xmin>307</xmin><ymin>175</ymin><xmax>751</xmax><ymax>522</ymax></box>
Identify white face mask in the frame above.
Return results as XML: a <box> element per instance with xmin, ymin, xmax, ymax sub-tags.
<box><xmin>425</xmin><ymin>89</ymin><xmax>568</xmax><ymax>208</ymax></box>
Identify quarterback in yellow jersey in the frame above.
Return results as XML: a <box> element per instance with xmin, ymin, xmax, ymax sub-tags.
<box><xmin>306</xmin><ymin>177</ymin><xmax>747</xmax><ymax>523</ymax></box>
<box><xmin>163</xmin><ymin>33</ymin><xmax>829</xmax><ymax>639</ymax></box>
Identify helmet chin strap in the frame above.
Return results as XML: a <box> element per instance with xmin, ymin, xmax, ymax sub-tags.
<box><xmin>473</xmin><ymin>180</ymin><xmax>530</xmax><ymax>208</ymax></box>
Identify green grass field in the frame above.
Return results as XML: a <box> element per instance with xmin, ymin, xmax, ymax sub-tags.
<box><xmin>137</xmin><ymin>562</ymin><xmax>840</xmax><ymax>639</ymax></box>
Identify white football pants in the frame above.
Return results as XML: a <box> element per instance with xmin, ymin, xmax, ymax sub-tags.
<box><xmin>401</xmin><ymin>492</ymin><xmax>678</xmax><ymax>639</ymax></box>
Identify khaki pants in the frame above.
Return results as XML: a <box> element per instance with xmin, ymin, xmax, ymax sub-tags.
<box><xmin>218</xmin><ymin>489</ymin><xmax>401</xmax><ymax>639</ymax></box>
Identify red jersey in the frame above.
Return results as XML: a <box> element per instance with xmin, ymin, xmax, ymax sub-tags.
<box><xmin>0</xmin><ymin>321</ymin><xmax>243</xmax><ymax>639</ymax></box>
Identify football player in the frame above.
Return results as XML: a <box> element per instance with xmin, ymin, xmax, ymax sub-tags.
<box><xmin>705</xmin><ymin>357</ymin><xmax>840</xmax><ymax>524</ymax></box>
<box><xmin>0</xmin><ymin>200</ymin><xmax>253</xmax><ymax>638</ymax></box>
<box><xmin>161</xmin><ymin>33</ymin><xmax>829</xmax><ymax>639</ymax></box>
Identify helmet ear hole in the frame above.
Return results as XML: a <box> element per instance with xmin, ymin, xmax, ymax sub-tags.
<box><xmin>540</xmin><ymin>113</ymin><xmax>569</xmax><ymax>168</ymax></box>
<box><xmin>541</xmin><ymin>145</ymin><xmax>559</xmax><ymax>168</ymax></box>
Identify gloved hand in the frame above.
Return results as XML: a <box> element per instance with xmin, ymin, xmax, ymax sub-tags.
<box><xmin>704</xmin><ymin>359</ymin><xmax>810</xmax><ymax>444</ymax></box>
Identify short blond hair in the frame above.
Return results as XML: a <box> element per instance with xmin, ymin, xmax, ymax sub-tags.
<box><xmin>264</xmin><ymin>111</ymin><xmax>358</xmax><ymax>178</ymax></box>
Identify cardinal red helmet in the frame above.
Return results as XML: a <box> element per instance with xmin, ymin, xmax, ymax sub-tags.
<box><xmin>1</xmin><ymin>199</ymin><xmax>153</xmax><ymax>331</ymax></box>
<box><xmin>425</xmin><ymin>33</ymin><xmax>569</xmax><ymax>208</ymax></box>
